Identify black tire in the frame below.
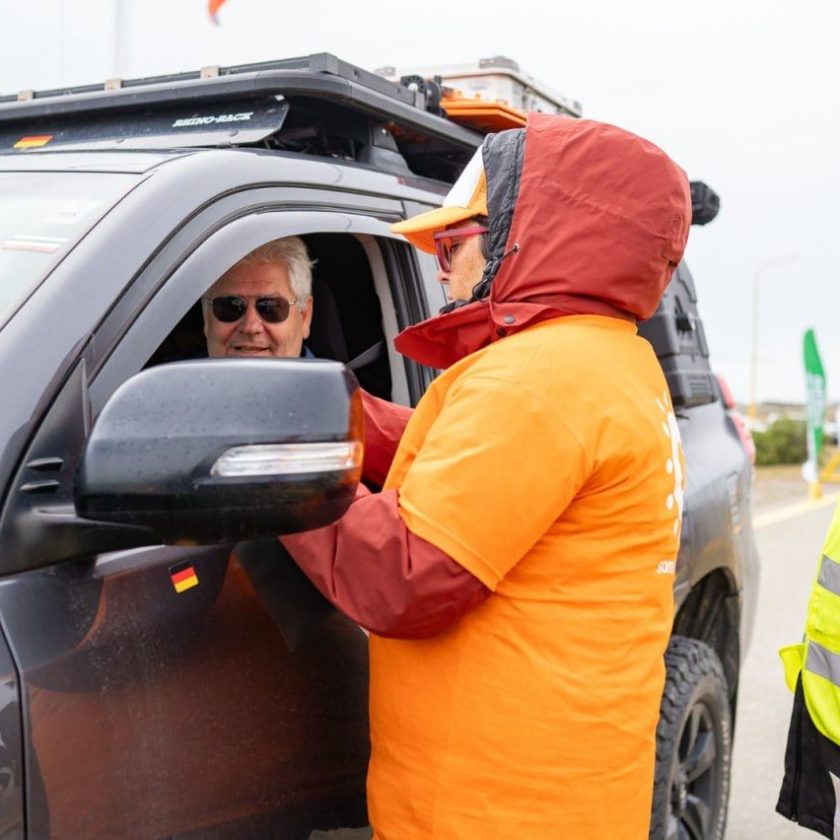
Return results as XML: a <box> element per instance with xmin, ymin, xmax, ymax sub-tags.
<box><xmin>649</xmin><ymin>636</ymin><xmax>732</xmax><ymax>840</ymax></box>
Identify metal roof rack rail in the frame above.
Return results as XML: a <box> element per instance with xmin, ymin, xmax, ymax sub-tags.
<box><xmin>0</xmin><ymin>53</ymin><xmax>483</xmax><ymax>181</ymax></box>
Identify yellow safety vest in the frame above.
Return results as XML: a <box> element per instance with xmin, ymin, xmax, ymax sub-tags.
<box><xmin>781</xmin><ymin>501</ymin><xmax>840</xmax><ymax>745</ymax></box>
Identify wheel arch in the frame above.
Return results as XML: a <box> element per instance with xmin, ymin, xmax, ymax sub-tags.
<box><xmin>672</xmin><ymin>569</ymin><xmax>741</xmax><ymax>709</ymax></box>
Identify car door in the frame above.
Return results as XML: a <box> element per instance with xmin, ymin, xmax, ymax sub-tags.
<box><xmin>0</xmin><ymin>203</ymin><xmax>428</xmax><ymax>839</ymax></box>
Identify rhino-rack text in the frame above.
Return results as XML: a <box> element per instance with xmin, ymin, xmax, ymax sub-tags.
<box><xmin>172</xmin><ymin>112</ymin><xmax>254</xmax><ymax>128</ymax></box>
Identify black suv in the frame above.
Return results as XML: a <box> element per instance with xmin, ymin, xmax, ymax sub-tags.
<box><xmin>0</xmin><ymin>54</ymin><xmax>758</xmax><ymax>839</ymax></box>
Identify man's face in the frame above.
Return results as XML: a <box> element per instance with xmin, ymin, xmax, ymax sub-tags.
<box><xmin>203</xmin><ymin>259</ymin><xmax>313</xmax><ymax>358</ymax></box>
<box><xmin>436</xmin><ymin>223</ymin><xmax>487</xmax><ymax>303</ymax></box>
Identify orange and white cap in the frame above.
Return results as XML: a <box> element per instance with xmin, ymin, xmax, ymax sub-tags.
<box><xmin>391</xmin><ymin>147</ymin><xmax>488</xmax><ymax>253</ymax></box>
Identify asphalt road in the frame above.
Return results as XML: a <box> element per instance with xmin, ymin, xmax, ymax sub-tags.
<box><xmin>726</xmin><ymin>489</ymin><xmax>840</xmax><ymax>839</ymax></box>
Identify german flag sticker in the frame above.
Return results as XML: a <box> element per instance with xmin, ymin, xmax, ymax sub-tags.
<box><xmin>14</xmin><ymin>135</ymin><xmax>53</xmax><ymax>149</ymax></box>
<box><xmin>170</xmin><ymin>562</ymin><xmax>199</xmax><ymax>594</ymax></box>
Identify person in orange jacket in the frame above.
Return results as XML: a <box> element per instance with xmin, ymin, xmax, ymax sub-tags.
<box><xmin>282</xmin><ymin>113</ymin><xmax>691</xmax><ymax>839</ymax></box>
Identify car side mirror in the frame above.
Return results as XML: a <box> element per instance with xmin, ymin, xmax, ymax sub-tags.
<box><xmin>76</xmin><ymin>359</ymin><xmax>362</xmax><ymax>543</ymax></box>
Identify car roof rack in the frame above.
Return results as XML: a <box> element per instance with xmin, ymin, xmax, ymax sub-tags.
<box><xmin>0</xmin><ymin>53</ymin><xmax>485</xmax><ymax>183</ymax></box>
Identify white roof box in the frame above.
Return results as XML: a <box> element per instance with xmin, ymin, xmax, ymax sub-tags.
<box><xmin>376</xmin><ymin>56</ymin><xmax>582</xmax><ymax>119</ymax></box>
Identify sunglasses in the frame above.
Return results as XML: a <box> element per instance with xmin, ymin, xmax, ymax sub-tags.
<box><xmin>209</xmin><ymin>295</ymin><xmax>297</xmax><ymax>324</ymax></box>
<box><xmin>432</xmin><ymin>224</ymin><xmax>489</xmax><ymax>273</ymax></box>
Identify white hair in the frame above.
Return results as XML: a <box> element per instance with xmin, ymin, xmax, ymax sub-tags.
<box><xmin>204</xmin><ymin>236</ymin><xmax>315</xmax><ymax>312</ymax></box>
<box><xmin>238</xmin><ymin>236</ymin><xmax>315</xmax><ymax>309</ymax></box>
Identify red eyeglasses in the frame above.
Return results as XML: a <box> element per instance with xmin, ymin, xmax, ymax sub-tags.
<box><xmin>432</xmin><ymin>224</ymin><xmax>489</xmax><ymax>274</ymax></box>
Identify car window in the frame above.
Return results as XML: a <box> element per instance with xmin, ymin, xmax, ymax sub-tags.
<box><xmin>147</xmin><ymin>232</ymin><xmax>395</xmax><ymax>399</ymax></box>
<box><xmin>89</xmin><ymin>211</ymin><xmax>425</xmax><ymax>414</ymax></box>
<box><xmin>0</xmin><ymin>171</ymin><xmax>139</xmax><ymax>329</ymax></box>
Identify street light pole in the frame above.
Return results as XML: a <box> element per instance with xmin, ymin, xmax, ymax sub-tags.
<box><xmin>748</xmin><ymin>255</ymin><xmax>798</xmax><ymax>423</ymax></box>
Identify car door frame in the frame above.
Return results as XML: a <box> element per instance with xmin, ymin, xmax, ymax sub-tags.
<box><xmin>89</xmin><ymin>202</ymin><xmax>433</xmax><ymax>415</ymax></box>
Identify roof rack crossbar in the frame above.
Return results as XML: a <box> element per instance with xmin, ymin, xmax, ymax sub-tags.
<box><xmin>1</xmin><ymin>53</ymin><xmax>416</xmax><ymax>108</ymax></box>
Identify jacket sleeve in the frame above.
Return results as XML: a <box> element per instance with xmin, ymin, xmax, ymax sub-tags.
<box><xmin>280</xmin><ymin>486</ymin><xmax>490</xmax><ymax>639</ymax></box>
<box><xmin>360</xmin><ymin>390</ymin><xmax>413</xmax><ymax>486</ymax></box>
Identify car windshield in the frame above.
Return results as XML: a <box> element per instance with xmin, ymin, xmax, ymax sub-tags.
<box><xmin>0</xmin><ymin>170</ymin><xmax>139</xmax><ymax>329</ymax></box>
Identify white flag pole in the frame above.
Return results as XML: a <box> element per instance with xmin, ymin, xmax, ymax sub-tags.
<box><xmin>58</xmin><ymin>0</ymin><xmax>66</xmax><ymax>84</ymax></box>
<box><xmin>112</xmin><ymin>0</ymin><xmax>130</xmax><ymax>79</ymax></box>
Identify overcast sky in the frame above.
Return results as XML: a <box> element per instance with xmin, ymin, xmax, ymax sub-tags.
<box><xmin>2</xmin><ymin>0</ymin><xmax>838</xmax><ymax>403</ymax></box>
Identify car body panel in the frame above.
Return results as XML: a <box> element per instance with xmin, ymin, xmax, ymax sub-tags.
<box><xmin>0</xmin><ymin>631</ymin><xmax>23</xmax><ymax>840</ymax></box>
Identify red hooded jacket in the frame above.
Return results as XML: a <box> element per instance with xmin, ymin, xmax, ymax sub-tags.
<box><xmin>282</xmin><ymin>114</ymin><xmax>690</xmax><ymax>638</ymax></box>
<box><xmin>280</xmin><ymin>113</ymin><xmax>691</xmax><ymax>839</ymax></box>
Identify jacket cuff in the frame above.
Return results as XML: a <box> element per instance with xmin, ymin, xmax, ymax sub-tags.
<box><xmin>280</xmin><ymin>488</ymin><xmax>490</xmax><ymax>638</ymax></box>
<box><xmin>360</xmin><ymin>390</ymin><xmax>413</xmax><ymax>486</ymax></box>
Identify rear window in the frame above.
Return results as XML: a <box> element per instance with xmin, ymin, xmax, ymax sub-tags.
<box><xmin>0</xmin><ymin>171</ymin><xmax>139</xmax><ymax>329</ymax></box>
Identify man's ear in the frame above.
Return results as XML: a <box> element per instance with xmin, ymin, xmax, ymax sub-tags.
<box><xmin>301</xmin><ymin>296</ymin><xmax>314</xmax><ymax>339</ymax></box>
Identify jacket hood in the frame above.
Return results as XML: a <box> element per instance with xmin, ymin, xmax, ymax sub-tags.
<box><xmin>394</xmin><ymin>113</ymin><xmax>692</xmax><ymax>369</ymax></box>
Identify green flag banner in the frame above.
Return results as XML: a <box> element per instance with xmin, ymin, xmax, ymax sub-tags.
<box><xmin>804</xmin><ymin>328</ymin><xmax>827</xmax><ymax>477</ymax></box>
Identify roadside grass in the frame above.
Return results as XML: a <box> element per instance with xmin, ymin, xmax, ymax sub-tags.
<box><xmin>752</xmin><ymin>448</ymin><xmax>840</xmax><ymax>513</ymax></box>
